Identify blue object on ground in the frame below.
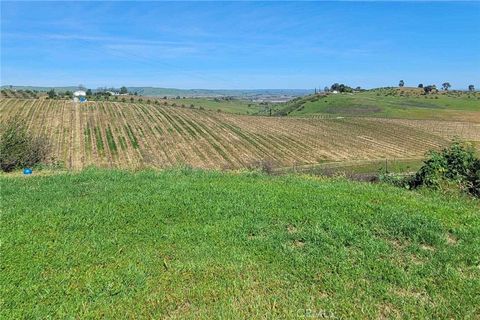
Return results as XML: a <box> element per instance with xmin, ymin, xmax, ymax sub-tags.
<box><xmin>23</xmin><ymin>168</ymin><xmax>32</xmax><ymax>175</ymax></box>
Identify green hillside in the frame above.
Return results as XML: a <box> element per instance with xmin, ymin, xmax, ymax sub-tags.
<box><xmin>275</xmin><ymin>88</ymin><xmax>480</xmax><ymax>121</ymax></box>
<box><xmin>2</xmin><ymin>169</ymin><xmax>479</xmax><ymax>318</ymax></box>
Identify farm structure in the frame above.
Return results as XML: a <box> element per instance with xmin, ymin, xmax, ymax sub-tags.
<box><xmin>1</xmin><ymin>98</ymin><xmax>479</xmax><ymax>170</ymax></box>
<box><xmin>73</xmin><ymin>90</ymin><xmax>87</xmax><ymax>103</ymax></box>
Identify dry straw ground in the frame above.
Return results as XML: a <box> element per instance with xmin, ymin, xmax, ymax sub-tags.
<box><xmin>1</xmin><ymin>98</ymin><xmax>479</xmax><ymax>170</ymax></box>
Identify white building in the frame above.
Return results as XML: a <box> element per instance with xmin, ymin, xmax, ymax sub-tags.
<box><xmin>73</xmin><ymin>90</ymin><xmax>87</xmax><ymax>103</ymax></box>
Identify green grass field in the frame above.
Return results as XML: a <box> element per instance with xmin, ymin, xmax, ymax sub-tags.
<box><xmin>2</xmin><ymin>169</ymin><xmax>479</xmax><ymax>318</ymax></box>
<box><xmin>275</xmin><ymin>89</ymin><xmax>480</xmax><ymax>121</ymax></box>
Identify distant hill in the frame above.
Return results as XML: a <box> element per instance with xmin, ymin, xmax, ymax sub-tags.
<box><xmin>1</xmin><ymin>85</ymin><xmax>312</xmax><ymax>99</ymax></box>
<box><xmin>1</xmin><ymin>85</ymin><xmax>79</xmax><ymax>92</ymax></box>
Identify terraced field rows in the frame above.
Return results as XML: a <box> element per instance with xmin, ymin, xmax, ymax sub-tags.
<box><xmin>1</xmin><ymin>99</ymin><xmax>478</xmax><ymax>170</ymax></box>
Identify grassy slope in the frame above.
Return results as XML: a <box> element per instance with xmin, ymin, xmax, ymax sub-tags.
<box><xmin>279</xmin><ymin>89</ymin><xmax>480</xmax><ymax>121</ymax></box>
<box><xmin>1</xmin><ymin>169</ymin><xmax>479</xmax><ymax>319</ymax></box>
<box><xmin>167</xmin><ymin>97</ymin><xmax>262</xmax><ymax>115</ymax></box>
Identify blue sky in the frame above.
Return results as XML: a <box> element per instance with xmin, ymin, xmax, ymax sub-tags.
<box><xmin>1</xmin><ymin>1</ymin><xmax>479</xmax><ymax>89</ymax></box>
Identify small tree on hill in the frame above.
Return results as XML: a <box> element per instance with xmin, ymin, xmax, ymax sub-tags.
<box><xmin>120</xmin><ymin>86</ymin><xmax>128</xmax><ymax>94</ymax></box>
<box><xmin>442</xmin><ymin>82</ymin><xmax>451</xmax><ymax>91</ymax></box>
<box><xmin>418</xmin><ymin>83</ymin><xmax>423</xmax><ymax>88</ymax></box>
<box><xmin>47</xmin><ymin>89</ymin><xmax>56</xmax><ymax>99</ymax></box>
<box><xmin>468</xmin><ymin>84</ymin><xmax>475</xmax><ymax>92</ymax></box>
<box><xmin>330</xmin><ymin>83</ymin><xmax>353</xmax><ymax>93</ymax></box>
<box><xmin>399</xmin><ymin>80</ymin><xmax>404</xmax><ymax>87</ymax></box>
<box><xmin>86</xmin><ymin>89</ymin><xmax>92</xmax><ymax>96</ymax></box>
<box><xmin>423</xmin><ymin>85</ymin><xmax>435</xmax><ymax>94</ymax></box>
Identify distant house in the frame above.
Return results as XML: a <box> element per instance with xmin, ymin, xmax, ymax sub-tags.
<box><xmin>332</xmin><ymin>90</ymin><xmax>339</xmax><ymax>94</ymax></box>
<box><xmin>73</xmin><ymin>90</ymin><xmax>87</xmax><ymax>103</ymax></box>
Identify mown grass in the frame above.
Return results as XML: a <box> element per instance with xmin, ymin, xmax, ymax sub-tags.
<box><xmin>1</xmin><ymin>169</ymin><xmax>479</xmax><ymax>319</ymax></box>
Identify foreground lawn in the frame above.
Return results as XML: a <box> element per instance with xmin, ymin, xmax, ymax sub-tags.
<box><xmin>1</xmin><ymin>169</ymin><xmax>479</xmax><ymax>318</ymax></box>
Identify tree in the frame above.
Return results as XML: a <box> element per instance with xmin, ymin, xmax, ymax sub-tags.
<box><xmin>468</xmin><ymin>85</ymin><xmax>475</xmax><ymax>92</ymax></box>
<box><xmin>418</xmin><ymin>83</ymin><xmax>423</xmax><ymax>88</ymax></box>
<box><xmin>442</xmin><ymin>82</ymin><xmax>451</xmax><ymax>91</ymax></box>
<box><xmin>424</xmin><ymin>85</ymin><xmax>434</xmax><ymax>94</ymax></box>
<box><xmin>86</xmin><ymin>89</ymin><xmax>92</xmax><ymax>96</ymax></box>
<box><xmin>324</xmin><ymin>86</ymin><xmax>329</xmax><ymax>92</ymax></box>
<box><xmin>399</xmin><ymin>80</ymin><xmax>404</xmax><ymax>87</ymax></box>
<box><xmin>120</xmin><ymin>86</ymin><xmax>128</xmax><ymax>94</ymax></box>
<box><xmin>330</xmin><ymin>83</ymin><xmax>353</xmax><ymax>93</ymax></box>
<box><xmin>47</xmin><ymin>89</ymin><xmax>56</xmax><ymax>99</ymax></box>
<box><xmin>134</xmin><ymin>92</ymin><xmax>138</xmax><ymax>96</ymax></box>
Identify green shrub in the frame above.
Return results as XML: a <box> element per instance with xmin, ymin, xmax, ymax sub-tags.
<box><xmin>0</xmin><ymin>118</ymin><xmax>51</xmax><ymax>172</ymax></box>
<box><xmin>467</xmin><ymin>159</ymin><xmax>480</xmax><ymax>196</ymax></box>
<box><xmin>409</xmin><ymin>141</ymin><xmax>479</xmax><ymax>196</ymax></box>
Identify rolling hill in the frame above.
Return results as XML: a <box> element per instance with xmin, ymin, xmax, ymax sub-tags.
<box><xmin>274</xmin><ymin>88</ymin><xmax>480</xmax><ymax>122</ymax></box>
<box><xmin>1</xmin><ymin>98</ymin><xmax>479</xmax><ymax>170</ymax></box>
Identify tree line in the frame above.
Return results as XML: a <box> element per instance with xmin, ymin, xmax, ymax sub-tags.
<box><xmin>319</xmin><ymin>82</ymin><xmax>475</xmax><ymax>94</ymax></box>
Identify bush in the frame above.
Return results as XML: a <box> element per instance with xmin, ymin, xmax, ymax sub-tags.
<box><xmin>248</xmin><ymin>160</ymin><xmax>275</xmax><ymax>175</ymax></box>
<box><xmin>0</xmin><ymin>118</ymin><xmax>51</xmax><ymax>172</ymax></box>
<box><xmin>469</xmin><ymin>161</ymin><xmax>480</xmax><ymax>196</ymax></box>
<box><xmin>409</xmin><ymin>141</ymin><xmax>479</xmax><ymax>196</ymax></box>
